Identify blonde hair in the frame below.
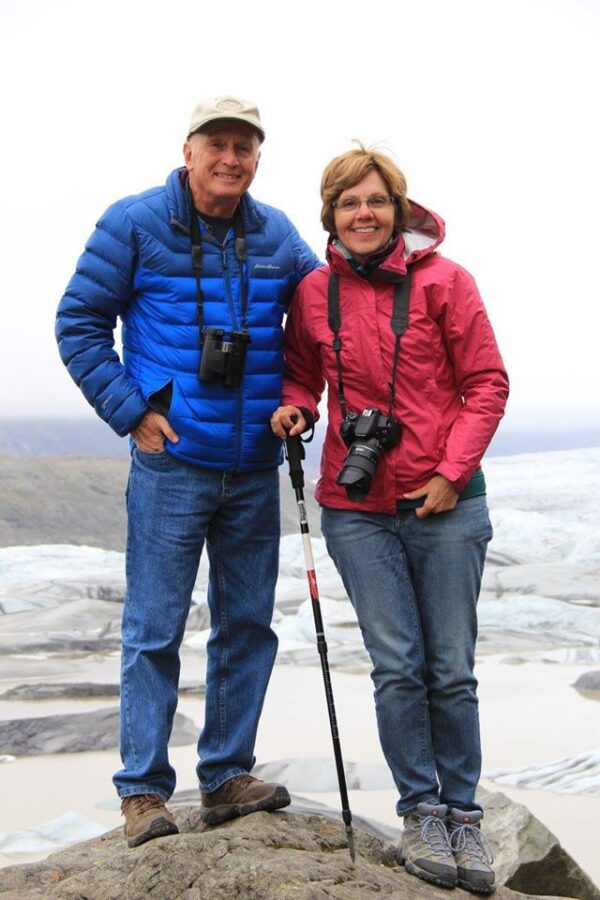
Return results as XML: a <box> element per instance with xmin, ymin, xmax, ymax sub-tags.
<box><xmin>320</xmin><ymin>144</ymin><xmax>410</xmax><ymax>235</ymax></box>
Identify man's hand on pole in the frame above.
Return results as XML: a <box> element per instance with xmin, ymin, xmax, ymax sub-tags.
<box><xmin>131</xmin><ymin>411</ymin><xmax>179</xmax><ymax>452</ymax></box>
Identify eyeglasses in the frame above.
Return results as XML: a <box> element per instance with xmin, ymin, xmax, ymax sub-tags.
<box><xmin>333</xmin><ymin>194</ymin><xmax>395</xmax><ymax>213</ymax></box>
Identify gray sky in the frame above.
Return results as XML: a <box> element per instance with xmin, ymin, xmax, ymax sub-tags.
<box><xmin>1</xmin><ymin>0</ymin><xmax>598</xmax><ymax>430</ymax></box>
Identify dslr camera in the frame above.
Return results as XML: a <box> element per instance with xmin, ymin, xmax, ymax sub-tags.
<box><xmin>199</xmin><ymin>327</ymin><xmax>251</xmax><ymax>388</ymax></box>
<box><xmin>337</xmin><ymin>408</ymin><xmax>401</xmax><ymax>501</ymax></box>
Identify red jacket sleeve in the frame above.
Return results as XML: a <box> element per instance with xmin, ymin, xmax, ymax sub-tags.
<box><xmin>281</xmin><ymin>283</ymin><xmax>325</xmax><ymax>421</ymax></box>
<box><xmin>431</xmin><ymin>265</ymin><xmax>509</xmax><ymax>492</ymax></box>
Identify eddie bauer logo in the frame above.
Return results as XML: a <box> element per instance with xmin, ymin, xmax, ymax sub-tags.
<box><xmin>254</xmin><ymin>264</ymin><xmax>281</xmax><ymax>270</ymax></box>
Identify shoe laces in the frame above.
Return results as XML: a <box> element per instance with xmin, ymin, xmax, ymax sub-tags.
<box><xmin>450</xmin><ymin>822</ymin><xmax>493</xmax><ymax>864</ymax></box>
<box><xmin>419</xmin><ymin>814</ymin><xmax>453</xmax><ymax>856</ymax></box>
<box><xmin>122</xmin><ymin>793</ymin><xmax>165</xmax><ymax>816</ymax></box>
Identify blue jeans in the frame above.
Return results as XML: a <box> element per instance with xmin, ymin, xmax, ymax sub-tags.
<box><xmin>321</xmin><ymin>497</ymin><xmax>492</xmax><ymax>817</ymax></box>
<box><xmin>113</xmin><ymin>449</ymin><xmax>280</xmax><ymax>800</ymax></box>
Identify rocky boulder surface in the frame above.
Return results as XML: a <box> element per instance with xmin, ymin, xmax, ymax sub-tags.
<box><xmin>0</xmin><ymin>707</ymin><xmax>197</xmax><ymax>755</ymax></box>
<box><xmin>0</xmin><ymin>807</ymin><xmax>578</xmax><ymax>900</ymax></box>
<box><xmin>0</xmin><ymin>681</ymin><xmax>204</xmax><ymax>700</ymax></box>
<box><xmin>479</xmin><ymin>790</ymin><xmax>600</xmax><ymax>900</ymax></box>
<box><xmin>573</xmin><ymin>670</ymin><xmax>600</xmax><ymax>695</ymax></box>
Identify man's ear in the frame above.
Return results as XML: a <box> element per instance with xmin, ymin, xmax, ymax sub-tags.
<box><xmin>183</xmin><ymin>141</ymin><xmax>192</xmax><ymax>169</ymax></box>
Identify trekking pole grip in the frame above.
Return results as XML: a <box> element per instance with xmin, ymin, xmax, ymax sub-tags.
<box><xmin>285</xmin><ymin>433</ymin><xmax>305</xmax><ymax>490</ymax></box>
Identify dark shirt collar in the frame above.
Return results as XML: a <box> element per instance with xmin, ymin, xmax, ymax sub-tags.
<box><xmin>333</xmin><ymin>233</ymin><xmax>401</xmax><ymax>278</ymax></box>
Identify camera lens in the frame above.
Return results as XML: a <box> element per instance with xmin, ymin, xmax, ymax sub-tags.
<box><xmin>336</xmin><ymin>438</ymin><xmax>383</xmax><ymax>501</ymax></box>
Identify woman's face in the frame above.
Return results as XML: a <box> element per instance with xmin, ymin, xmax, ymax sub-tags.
<box><xmin>333</xmin><ymin>170</ymin><xmax>396</xmax><ymax>263</ymax></box>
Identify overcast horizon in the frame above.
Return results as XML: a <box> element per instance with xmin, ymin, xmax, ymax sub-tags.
<box><xmin>1</xmin><ymin>0</ymin><xmax>598</xmax><ymax>432</ymax></box>
<box><xmin>1</xmin><ymin>414</ymin><xmax>600</xmax><ymax>467</ymax></box>
<box><xmin>2</xmin><ymin>410</ymin><xmax>600</xmax><ymax>438</ymax></box>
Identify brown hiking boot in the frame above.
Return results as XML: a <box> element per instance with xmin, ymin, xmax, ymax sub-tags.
<box><xmin>201</xmin><ymin>774</ymin><xmax>291</xmax><ymax>826</ymax></box>
<box><xmin>121</xmin><ymin>793</ymin><xmax>179</xmax><ymax>847</ymax></box>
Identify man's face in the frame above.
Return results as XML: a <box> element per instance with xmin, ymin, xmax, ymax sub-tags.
<box><xmin>183</xmin><ymin>121</ymin><xmax>261</xmax><ymax>216</ymax></box>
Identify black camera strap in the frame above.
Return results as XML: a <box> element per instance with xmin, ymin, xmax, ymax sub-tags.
<box><xmin>327</xmin><ymin>267</ymin><xmax>412</xmax><ymax>420</ymax></box>
<box><xmin>187</xmin><ymin>179</ymin><xmax>249</xmax><ymax>343</ymax></box>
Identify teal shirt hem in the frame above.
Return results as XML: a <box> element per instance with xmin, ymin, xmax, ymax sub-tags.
<box><xmin>396</xmin><ymin>467</ymin><xmax>486</xmax><ymax>510</ymax></box>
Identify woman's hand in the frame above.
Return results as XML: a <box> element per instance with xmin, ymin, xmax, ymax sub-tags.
<box><xmin>403</xmin><ymin>475</ymin><xmax>459</xmax><ymax>519</ymax></box>
<box><xmin>270</xmin><ymin>405</ymin><xmax>306</xmax><ymax>439</ymax></box>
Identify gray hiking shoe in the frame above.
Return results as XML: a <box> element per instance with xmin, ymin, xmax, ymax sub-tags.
<box><xmin>399</xmin><ymin>802</ymin><xmax>457</xmax><ymax>889</ymax></box>
<box><xmin>121</xmin><ymin>793</ymin><xmax>179</xmax><ymax>848</ymax></box>
<box><xmin>201</xmin><ymin>774</ymin><xmax>291</xmax><ymax>826</ymax></box>
<box><xmin>448</xmin><ymin>808</ymin><xmax>495</xmax><ymax>894</ymax></box>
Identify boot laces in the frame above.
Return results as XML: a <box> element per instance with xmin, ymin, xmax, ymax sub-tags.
<box><xmin>122</xmin><ymin>793</ymin><xmax>165</xmax><ymax>817</ymax></box>
<box><xmin>420</xmin><ymin>814</ymin><xmax>452</xmax><ymax>856</ymax></box>
<box><xmin>450</xmin><ymin>822</ymin><xmax>493</xmax><ymax>864</ymax></box>
<box><xmin>232</xmin><ymin>775</ymin><xmax>257</xmax><ymax>785</ymax></box>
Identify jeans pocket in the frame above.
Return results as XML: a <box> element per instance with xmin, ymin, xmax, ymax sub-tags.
<box><xmin>133</xmin><ymin>447</ymin><xmax>176</xmax><ymax>471</ymax></box>
<box><xmin>456</xmin><ymin>495</ymin><xmax>493</xmax><ymax>543</ymax></box>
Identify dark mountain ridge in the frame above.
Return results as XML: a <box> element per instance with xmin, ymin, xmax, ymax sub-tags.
<box><xmin>0</xmin><ymin>453</ymin><xmax>318</xmax><ymax>551</ymax></box>
<box><xmin>2</xmin><ymin>416</ymin><xmax>600</xmax><ymax>461</ymax></box>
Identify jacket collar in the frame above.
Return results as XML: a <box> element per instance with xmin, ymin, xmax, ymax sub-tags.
<box><xmin>166</xmin><ymin>167</ymin><xmax>267</xmax><ymax>236</ymax></box>
<box><xmin>327</xmin><ymin>198</ymin><xmax>445</xmax><ymax>277</ymax></box>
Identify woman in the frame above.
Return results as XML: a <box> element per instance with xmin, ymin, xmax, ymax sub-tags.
<box><xmin>271</xmin><ymin>146</ymin><xmax>508</xmax><ymax>893</ymax></box>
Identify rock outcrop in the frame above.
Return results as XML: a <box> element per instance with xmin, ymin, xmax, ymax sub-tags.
<box><xmin>0</xmin><ymin>806</ymin><xmax>576</xmax><ymax>900</ymax></box>
<box><xmin>573</xmin><ymin>671</ymin><xmax>600</xmax><ymax>695</ymax></box>
<box><xmin>166</xmin><ymin>787</ymin><xmax>600</xmax><ymax>900</ymax></box>
<box><xmin>479</xmin><ymin>789</ymin><xmax>600</xmax><ymax>900</ymax></box>
<box><xmin>0</xmin><ymin>681</ymin><xmax>205</xmax><ymax>700</ymax></box>
<box><xmin>0</xmin><ymin>708</ymin><xmax>197</xmax><ymax>755</ymax></box>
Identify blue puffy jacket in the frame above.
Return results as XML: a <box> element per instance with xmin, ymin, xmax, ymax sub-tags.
<box><xmin>56</xmin><ymin>168</ymin><xmax>319</xmax><ymax>472</ymax></box>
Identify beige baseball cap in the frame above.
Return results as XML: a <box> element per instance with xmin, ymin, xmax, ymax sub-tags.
<box><xmin>187</xmin><ymin>96</ymin><xmax>265</xmax><ymax>142</ymax></box>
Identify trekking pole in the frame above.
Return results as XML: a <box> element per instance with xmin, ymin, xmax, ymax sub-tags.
<box><xmin>284</xmin><ymin>433</ymin><xmax>356</xmax><ymax>863</ymax></box>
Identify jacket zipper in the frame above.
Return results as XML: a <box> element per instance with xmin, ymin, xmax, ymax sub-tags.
<box><xmin>222</xmin><ymin>245</ymin><xmax>243</xmax><ymax>474</ymax></box>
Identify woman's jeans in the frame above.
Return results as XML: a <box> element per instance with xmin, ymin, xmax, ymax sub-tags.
<box><xmin>113</xmin><ymin>449</ymin><xmax>280</xmax><ymax>800</ymax></box>
<box><xmin>321</xmin><ymin>497</ymin><xmax>492</xmax><ymax>817</ymax></box>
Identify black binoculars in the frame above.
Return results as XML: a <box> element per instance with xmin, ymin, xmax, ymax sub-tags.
<box><xmin>199</xmin><ymin>327</ymin><xmax>251</xmax><ymax>388</ymax></box>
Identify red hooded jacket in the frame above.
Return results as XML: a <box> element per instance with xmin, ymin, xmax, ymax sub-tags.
<box><xmin>281</xmin><ymin>200</ymin><xmax>509</xmax><ymax>514</ymax></box>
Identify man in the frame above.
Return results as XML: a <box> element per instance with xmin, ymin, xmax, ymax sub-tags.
<box><xmin>56</xmin><ymin>96</ymin><xmax>319</xmax><ymax>848</ymax></box>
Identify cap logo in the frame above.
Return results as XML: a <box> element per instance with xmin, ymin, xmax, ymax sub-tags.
<box><xmin>216</xmin><ymin>99</ymin><xmax>244</xmax><ymax>112</ymax></box>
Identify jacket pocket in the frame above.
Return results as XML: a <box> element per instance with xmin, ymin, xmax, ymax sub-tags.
<box><xmin>147</xmin><ymin>379</ymin><xmax>173</xmax><ymax>417</ymax></box>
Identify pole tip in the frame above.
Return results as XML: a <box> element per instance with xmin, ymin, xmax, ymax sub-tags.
<box><xmin>346</xmin><ymin>826</ymin><xmax>356</xmax><ymax>864</ymax></box>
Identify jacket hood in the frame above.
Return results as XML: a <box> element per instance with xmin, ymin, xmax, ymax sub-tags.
<box><xmin>165</xmin><ymin>167</ymin><xmax>267</xmax><ymax>236</ymax></box>
<box><xmin>327</xmin><ymin>198</ymin><xmax>445</xmax><ymax>277</ymax></box>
